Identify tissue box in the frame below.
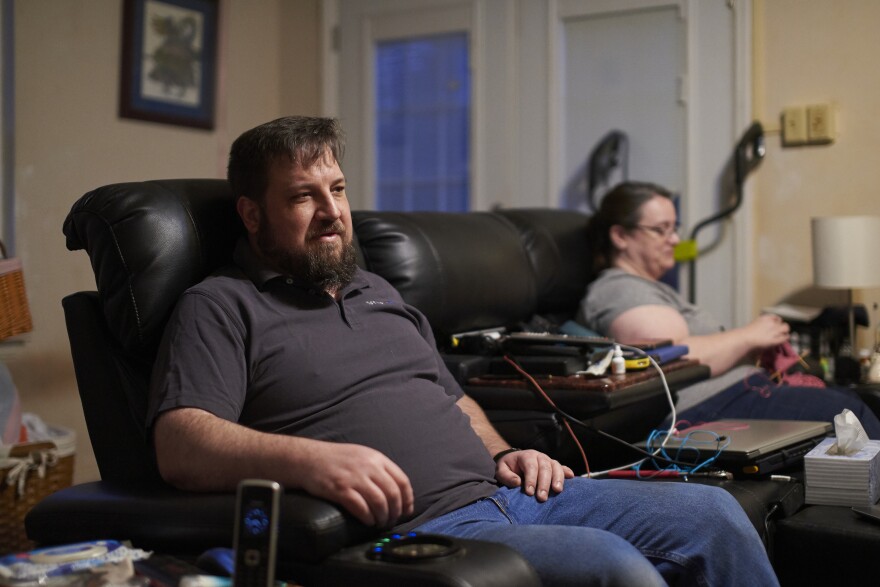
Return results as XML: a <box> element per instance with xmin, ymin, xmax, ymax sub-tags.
<box><xmin>804</xmin><ymin>437</ymin><xmax>880</xmax><ymax>507</ymax></box>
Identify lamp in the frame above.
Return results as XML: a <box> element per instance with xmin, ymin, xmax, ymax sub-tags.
<box><xmin>811</xmin><ymin>216</ymin><xmax>880</xmax><ymax>357</ymax></box>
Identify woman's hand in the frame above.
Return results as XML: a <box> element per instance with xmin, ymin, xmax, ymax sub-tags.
<box><xmin>743</xmin><ymin>313</ymin><xmax>790</xmax><ymax>350</ymax></box>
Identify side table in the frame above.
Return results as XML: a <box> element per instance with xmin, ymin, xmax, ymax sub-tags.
<box><xmin>854</xmin><ymin>382</ymin><xmax>880</xmax><ymax>419</ymax></box>
<box><xmin>773</xmin><ymin>503</ymin><xmax>880</xmax><ymax>586</ymax></box>
<box><xmin>464</xmin><ymin>359</ymin><xmax>710</xmax><ymax>472</ymax></box>
<box><xmin>464</xmin><ymin>359</ymin><xmax>709</xmax><ymax>415</ymax></box>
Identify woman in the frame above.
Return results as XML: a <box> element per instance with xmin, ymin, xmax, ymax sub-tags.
<box><xmin>577</xmin><ymin>181</ymin><xmax>880</xmax><ymax>438</ymax></box>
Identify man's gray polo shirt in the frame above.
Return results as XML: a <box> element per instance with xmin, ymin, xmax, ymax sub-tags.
<box><xmin>147</xmin><ymin>239</ymin><xmax>498</xmax><ymax>531</ymax></box>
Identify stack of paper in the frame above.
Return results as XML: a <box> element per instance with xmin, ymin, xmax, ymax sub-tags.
<box><xmin>762</xmin><ymin>303</ymin><xmax>823</xmax><ymax>323</ymax></box>
<box><xmin>804</xmin><ymin>437</ymin><xmax>880</xmax><ymax>507</ymax></box>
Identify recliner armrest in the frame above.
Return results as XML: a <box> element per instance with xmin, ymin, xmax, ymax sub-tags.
<box><xmin>25</xmin><ymin>481</ymin><xmax>374</xmax><ymax>563</ymax></box>
<box><xmin>27</xmin><ymin>482</ymin><xmax>543</xmax><ymax>587</ymax></box>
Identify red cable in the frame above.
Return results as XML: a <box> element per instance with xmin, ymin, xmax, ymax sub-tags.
<box><xmin>502</xmin><ymin>355</ymin><xmax>591</xmax><ymax>475</ymax></box>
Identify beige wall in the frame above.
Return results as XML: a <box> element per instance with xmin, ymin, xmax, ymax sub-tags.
<box><xmin>6</xmin><ymin>0</ymin><xmax>320</xmax><ymax>483</ymax></box>
<box><xmin>753</xmin><ymin>0</ymin><xmax>880</xmax><ymax>350</ymax></box>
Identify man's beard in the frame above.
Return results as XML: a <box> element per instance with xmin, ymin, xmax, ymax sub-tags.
<box><xmin>257</xmin><ymin>216</ymin><xmax>357</xmax><ymax>293</ymax></box>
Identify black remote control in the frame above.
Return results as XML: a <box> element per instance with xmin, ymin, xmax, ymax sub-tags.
<box><xmin>233</xmin><ymin>480</ymin><xmax>281</xmax><ymax>587</ymax></box>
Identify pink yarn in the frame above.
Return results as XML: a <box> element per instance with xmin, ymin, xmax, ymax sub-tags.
<box><xmin>748</xmin><ymin>342</ymin><xmax>826</xmax><ymax>397</ymax></box>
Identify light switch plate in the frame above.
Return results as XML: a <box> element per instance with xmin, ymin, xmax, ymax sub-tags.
<box><xmin>782</xmin><ymin>106</ymin><xmax>807</xmax><ymax>146</ymax></box>
<box><xmin>807</xmin><ymin>103</ymin><xmax>836</xmax><ymax>144</ymax></box>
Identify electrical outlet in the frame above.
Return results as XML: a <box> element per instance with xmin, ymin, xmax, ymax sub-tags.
<box><xmin>782</xmin><ymin>106</ymin><xmax>807</xmax><ymax>146</ymax></box>
<box><xmin>807</xmin><ymin>103</ymin><xmax>836</xmax><ymax>144</ymax></box>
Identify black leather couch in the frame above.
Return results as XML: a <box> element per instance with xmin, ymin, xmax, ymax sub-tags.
<box><xmin>26</xmin><ymin>178</ymin><xmax>806</xmax><ymax>584</ymax></box>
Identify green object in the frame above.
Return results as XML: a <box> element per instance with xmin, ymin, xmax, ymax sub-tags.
<box><xmin>674</xmin><ymin>239</ymin><xmax>698</xmax><ymax>262</ymax></box>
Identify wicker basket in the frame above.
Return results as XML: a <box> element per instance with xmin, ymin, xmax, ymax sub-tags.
<box><xmin>0</xmin><ymin>428</ymin><xmax>76</xmax><ymax>555</ymax></box>
<box><xmin>0</xmin><ymin>240</ymin><xmax>33</xmax><ymax>341</ymax></box>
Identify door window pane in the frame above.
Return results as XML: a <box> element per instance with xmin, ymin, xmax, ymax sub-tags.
<box><xmin>376</xmin><ymin>33</ymin><xmax>470</xmax><ymax>211</ymax></box>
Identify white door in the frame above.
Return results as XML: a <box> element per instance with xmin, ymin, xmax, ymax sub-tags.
<box><xmin>558</xmin><ymin>5</ymin><xmax>685</xmax><ymax>211</ymax></box>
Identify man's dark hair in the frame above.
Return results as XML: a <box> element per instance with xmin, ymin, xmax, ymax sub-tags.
<box><xmin>585</xmin><ymin>181</ymin><xmax>674</xmax><ymax>282</ymax></box>
<box><xmin>227</xmin><ymin>116</ymin><xmax>346</xmax><ymax>202</ymax></box>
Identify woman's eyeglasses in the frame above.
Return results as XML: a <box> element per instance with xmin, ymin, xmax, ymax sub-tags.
<box><xmin>633</xmin><ymin>223</ymin><xmax>680</xmax><ymax>239</ymax></box>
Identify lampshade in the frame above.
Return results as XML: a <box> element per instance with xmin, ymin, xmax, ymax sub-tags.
<box><xmin>811</xmin><ymin>216</ymin><xmax>880</xmax><ymax>289</ymax></box>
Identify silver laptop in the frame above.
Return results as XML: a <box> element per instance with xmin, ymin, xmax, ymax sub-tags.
<box><xmin>643</xmin><ymin>419</ymin><xmax>832</xmax><ymax>476</ymax></box>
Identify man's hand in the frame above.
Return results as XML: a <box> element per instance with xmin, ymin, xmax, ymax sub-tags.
<box><xmin>299</xmin><ymin>442</ymin><xmax>415</xmax><ymax>528</ymax></box>
<box><xmin>154</xmin><ymin>408</ymin><xmax>413</xmax><ymax>529</ymax></box>
<box><xmin>494</xmin><ymin>449</ymin><xmax>574</xmax><ymax>501</ymax></box>
<box><xmin>454</xmin><ymin>395</ymin><xmax>574</xmax><ymax>501</ymax></box>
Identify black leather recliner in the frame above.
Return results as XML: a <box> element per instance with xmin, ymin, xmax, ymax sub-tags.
<box><xmin>25</xmin><ymin>179</ymin><xmax>541</xmax><ymax>587</ymax></box>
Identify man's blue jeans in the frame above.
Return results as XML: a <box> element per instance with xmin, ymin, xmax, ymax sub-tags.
<box><xmin>414</xmin><ymin>478</ymin><xmax>778</xmax><ymax>587</ymax></box>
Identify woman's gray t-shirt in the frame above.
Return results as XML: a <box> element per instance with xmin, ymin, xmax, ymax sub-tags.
<box><xmin>577</xmin><ymin>268</ymin><xmax>758</xmax><ymax>412</ymax></box>
<box><xmin>577</xmin><ymin>268</ymin><xmax>723</xmax><ymax>337</ymax></box>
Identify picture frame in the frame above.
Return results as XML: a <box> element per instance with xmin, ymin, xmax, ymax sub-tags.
<box><xmin>119</xmin><ymin>0</ymin><xmax>219</xmax><ymax>130</ymax></box>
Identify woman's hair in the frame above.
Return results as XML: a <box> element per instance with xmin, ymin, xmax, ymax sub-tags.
<box><xmin>585</xmin><ymin>181</ymin><xmax>673</xmax><ymax>282</ymax></box>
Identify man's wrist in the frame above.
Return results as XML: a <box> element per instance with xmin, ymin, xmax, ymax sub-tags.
<box><xmin>492</xmin><ymin>447</ymin><xmax>520</xmax><ymax>462</ymax></box>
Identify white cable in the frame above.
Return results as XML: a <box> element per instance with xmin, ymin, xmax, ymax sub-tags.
<box><xmin>583</xmin><ymin>342</ymin><xmax>679</xmax><ymax>478</ymax></box>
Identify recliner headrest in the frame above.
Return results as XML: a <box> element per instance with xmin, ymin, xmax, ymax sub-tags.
<box><xmin>495</xmin><ymin>208</ymin><xmax>590</xmax><ymax>317</ymax></box>
<box><xmin>352</xmin><ymin>211</ymin><xmax>537</xmax><ymax>341</ymax></box>
<box><xmin>63</xmin><ymin>179</ymin><xmax>244</xmax><ymax>355</ymax></box>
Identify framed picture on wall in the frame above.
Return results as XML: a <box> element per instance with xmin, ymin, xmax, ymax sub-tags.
<box><xmin>119</xmin><ymin>0</ymin><xmax>219</xmax><ymax>130</ymax></box>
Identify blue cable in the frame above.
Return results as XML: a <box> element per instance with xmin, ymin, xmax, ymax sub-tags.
<box><xmin>642</xmin><ymin>428</ymin><xmax>731</xmax><ymax>475</ymax></box>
